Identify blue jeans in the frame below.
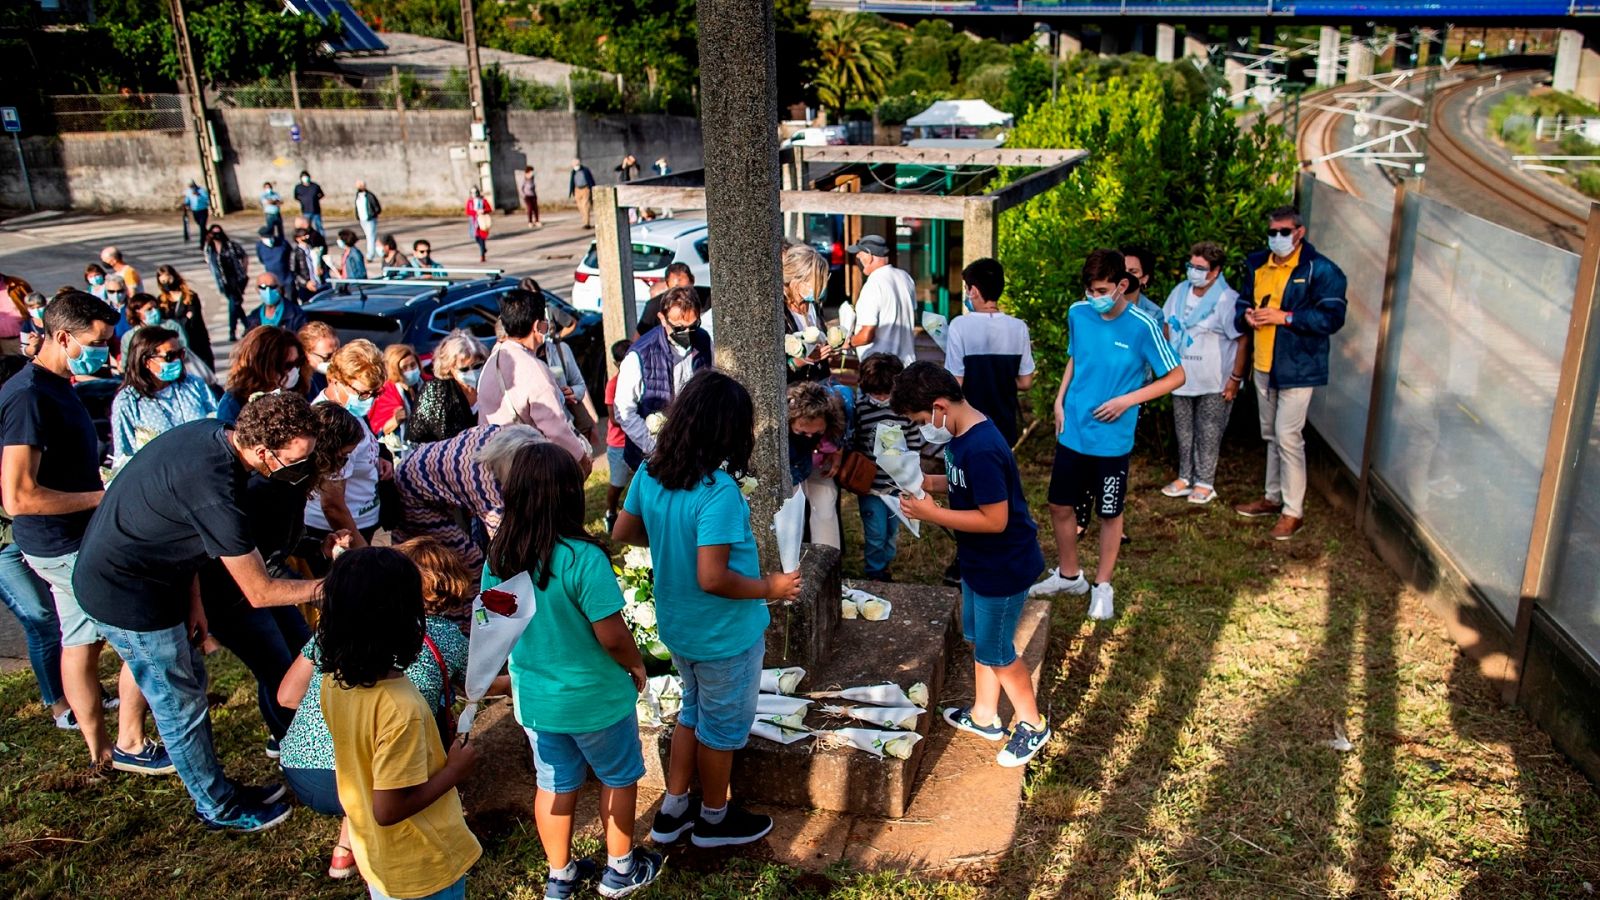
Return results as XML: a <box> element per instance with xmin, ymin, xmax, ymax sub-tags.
<box><xmin>95</xmin><ymin>619</ymin><xmax>234</xmax><ymax>819</ymax></box>
<box><xmin>670</xmin><ymin>638</ymin><xmax>765</xmax><ymax>751</ymax></box>
<box><xmin>205</xmin><ymin>598</ymin><xmax>309</xmax><ymax>741</ymax></box>
<box><xmin>960</xmin><ymin>583</ymin><xmax>1028</xmax><ymax>668</ymax></box>
<box><xmin>307</xmin><ymin>213</ymin><xmax>324</xmax><ymax>235</ymax></box>
<box><xmin>0</xmin><ymin>543</ymin><xmax>63</xmax><ymax>706</ymax></box>
<box><xmin>858</xmin><ymin>494</ymin><xmax>899</xmax><ymax>579</ymax></box>
<box><xmin>525</xmin><ymin>712</ymin><xmax>645</xmax><ymax>793</ymax></box>
<box><xmin>369</xmin><ymin>874</ymin><xmax>466</xmax><ymax>900</ymax></box>
<box><xmin>283</xmin><ymin>766</ymin><xmax>343</xmax><ymax>816</ymax></box>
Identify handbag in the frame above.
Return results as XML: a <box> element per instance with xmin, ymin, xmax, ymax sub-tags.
<box><xmin>834</xmin><ymin>449</ymin><xmax>878</xmax><ymax>496</ymax></box>
<box><xmin>422</xmin><ymin>634</ymin><xmax>457</xmax><ymax>747</ymax></box>
<box><xmin>476</xmin><ymin>210</ymin><xmax>493</xmax><ymax>234</ymax></box>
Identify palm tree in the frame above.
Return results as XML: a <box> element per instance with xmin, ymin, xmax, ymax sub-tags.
<box><xmin>812</xmin><ymin>13</ymin><xmax>895</xmax><ymax>114</ymax></box>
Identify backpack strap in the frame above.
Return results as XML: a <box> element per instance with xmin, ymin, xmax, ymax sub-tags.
<box><xmin>421</xmin><ymin>634</ymin><xmax>453</xmax><ymax>713</ymax></box>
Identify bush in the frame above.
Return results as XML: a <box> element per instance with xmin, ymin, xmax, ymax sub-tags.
<box><xmin>995</xmin><ymin>73</ymin><xmax>1295</xmax><ymax>416</ymax></box>
<box><xmin>1576</xmin><ymin>167</ymin><xmax>1600</xmax><ymax>199</ymax></box>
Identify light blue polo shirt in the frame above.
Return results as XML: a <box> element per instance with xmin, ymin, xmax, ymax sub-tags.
<box><xmin>623</xmin><ymin>464</ymin><xmax>767</xmax><ymax>661</ymax></box>
<box><xmin>1060</xmin><ymin>300</ymin><xmax>1180</xmax><ymax>458</ymax></box>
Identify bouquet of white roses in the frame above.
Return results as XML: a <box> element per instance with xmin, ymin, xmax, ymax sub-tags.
<box><xmin>760</xmin><ymin>666</ymin><xmax>807</xmax><ymax>694</ymax></box>
<box><xmin>615</xmin><ymin>549</ymin><xmax>671</xmax><ymax>663</ymax></box>
<box><xmin>840</xmin><ymin>585</ymin><xmax>892</xmax><ymax>621</ymax></box>
<box><xmin>816</xmin><ymin>727</ymin><xmax>922</xmax><ymax>759</ymax></box>
<box><xmin>820</xmin><ymin>704</ymin><xmax>923</xmax><ymax>731</ymax></box>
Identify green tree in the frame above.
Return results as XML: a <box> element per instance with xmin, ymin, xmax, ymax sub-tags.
<box><xmin>995</xmin><ymin>73</ymin><xmax>1295</xmax><ymax>414</ymax></box>
<box><xmin>102</xmin><ymin>0</ymin><xmax>339</xmax><ymax>85</ymax></box>
<box><xmin>813</xmin><ymin>12</ymin><xmax>895</xmax><ymax>115</ymax></box>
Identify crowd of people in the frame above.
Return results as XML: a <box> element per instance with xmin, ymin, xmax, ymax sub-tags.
<box><xmin>0</xmin><ymin>198</ymin><xmax>1345</xmax><ymax>898</ymax></box>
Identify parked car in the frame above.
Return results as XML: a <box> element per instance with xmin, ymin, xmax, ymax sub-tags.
<box><xmin>302</xmin><ymin>275</ymin><xmax>606</xmax><ymax>400</ymax></box>
<box><xmin>572</xmin><ymin>218</ymin><xmax>711</xmax><ymax>321</ymax></box>
<box><xmin>782</xmin><ymin>126</ymin><xmax>847</xmax><ymax>148</ymax></box>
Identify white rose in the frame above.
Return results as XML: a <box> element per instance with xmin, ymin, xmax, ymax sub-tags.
<box><xmin>631</xmin><ymin>602</ymin><xmax>657</xmax><ymax>629</ymax></box>
<box><xmin>645</xmin><ymin>412</ymin><xmax>667</xmax><ymax>437</ymax></box>
<box><xmin>860</xmin><ymin>598</ymin><xmax>891</xmax><ymax>621</ymax></box>
<box><xmin>907</xmin><ymin>682</ymin><xmax>929</xmax><ymax>708</ymax></box>
<box><xmin>778</xmin><ymin>669</ymin><xmax>804</xmax><ymax>694</ymax></box>
<box><xmin>841</xmin><ymin>597</ymin><xmax>859</xmax><ymax>619</ymax></box>
<box><xmin>801</xmin><ymin>326</ymin><xmax>822</xmax><ymax>344</ymax></box>
<box><xmin>623</xmin><ymin>547</ymin><xmax>653</xmax><ymax>570</ymax></box>
<box><xmin>783</xmin><ymin>333</ymin><xmax>806</xmax><ymax>359</ymax></box>
<box><xmin>826</xmin><ymin>325</ymin><xmax>846</xmax><ymax>348</ymax></box>
<box><xmin>882</xmin><ymin>736</ymin><xmax>916</xmax><ymax>759</ymax></box>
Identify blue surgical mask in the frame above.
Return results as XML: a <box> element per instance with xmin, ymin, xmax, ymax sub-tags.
<box><xmin>962</xmin><ymin>290</ymin><xmax>976</xmax><ymax>313</ymax></box>
<box><xmin>90</xmin><ymin>275</ymin><xmax>105</xmax><ymax>287</ymax></box>
<box><xmin>68</xmin><ymin>335</ymin><xmax>109</xmax><ymax>376</ymax></box>
<box><xmin>457</xmin><ymin>366</ymin><xmax>483</xmax><ymax>389</ymax></box>
<box><xmin>260</xmin><ymin>287</ymin><xmax>282</xmax><ymax>307</ymax></box>
<box><xmin>142</xmin><ymin>308</ymin><xmax>162</xmax><ymax>326</ymax></box>
<box><xmin>1186</xmin><ymin>265</ymin><xmax>1210</xmax><ymax>287</ymax></box>
<box><xmin>29</xmin><ymin>308</ymin><xmax>43</xmax><ymax>324</ymax></box>
<box><xmin>343</xmin><ymin>392</ymin><xmax>375</xmax><ymax>417</ymax></box>
<box><xmin>1087</xmin><ymin>292</ymin><xmax>1118</xmax><ymax>315</ymax></box>
<box><xmin>1268</xmin><ymin>233</ymin><xmax>1296</xmax><ymax>257</ymax></box>
<box><xmin>918</xmin><ymin>407</ymin><xmax>953</xmax><ymax>446</ymax></box>
<box><xmin>156</xmin><ymin>359</ymin><xmax>183</xmax><ymax>382</ymax></box>
<box><xmin>802</xmin><ymin>293</ymin><xmax>816</xmax><ymax>306</ymax></box>
<box><xmin>403</xmin><ymin>368</ymin><xmax>421</xmax><ymax>388</ymax></box>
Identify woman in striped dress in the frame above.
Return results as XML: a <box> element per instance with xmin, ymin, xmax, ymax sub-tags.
<box><xmin>389</xmin><ymin>422</ymin><xmax>542</xmax><ymax>569</ymax></box>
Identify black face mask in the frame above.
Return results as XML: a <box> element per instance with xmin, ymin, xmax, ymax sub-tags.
<box><xmin>267</xmin><ymin>456</ymin><xmax>313</xmax><ymax>486</ymax></box>
<box><xmin>792</xmin><ymin>432</ymin><xmax>822</xmax><ymax>453</ymax></box>
<box><xmin>668</xmin><ymin>324</ymin><xmax>698</xmax><ymax>349</ymax></box>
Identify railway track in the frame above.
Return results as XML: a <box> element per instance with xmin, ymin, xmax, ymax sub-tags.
<box><xmin>1424</xmin><ymin>70</ymin><xmax>1589</xmax><ymax>244</ymax></box>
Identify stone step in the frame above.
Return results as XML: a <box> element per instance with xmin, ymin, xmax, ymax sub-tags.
<box><xmin>639</xmin><ymin>579</ymin><xmax>961</xmax><ymax>818</ymax></box>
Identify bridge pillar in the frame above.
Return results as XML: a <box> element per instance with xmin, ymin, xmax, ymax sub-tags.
<box><xmin>1156</xmin><ymin>24</ymin><xmax>1176</xmax><ymax>63</ymax></box>
<box><xmin>1554</xmin><ymin>30</ymin><xmax>1600</xmax><ymax>106</ymax></box>
<box><xmin>1183</xmin><ymin>30</ymin><xmax>1207</xmax><ymax>59</ymax></box>
<box><xmin>1346</xmin><ymin>37</ymin><xmax>1374</xmax><ymax>83</ymax></box>
<box><xmin>1059</xmin><ymin>28</ymin><xmax>1082</xmax><ymax>60</ymax></box>
<box><xmin>1225</xmin><ymin>57</ymin><xmax>1247</xmax><ymax>108</ymax></box>
<box><xmin>1316</xmin><ymin>26</ymin><xmax>1340</xmax><ymax>87</ymax></box>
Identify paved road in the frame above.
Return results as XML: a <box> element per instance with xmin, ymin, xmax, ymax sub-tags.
<box><xmin>0</xmin><ymin>206</ymin><xmax>605</xmax><ymax>669</ymax></box>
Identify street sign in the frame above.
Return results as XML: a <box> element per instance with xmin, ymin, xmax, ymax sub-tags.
<box><xmin>289</xmin><ymin>124</ymin><xmax>302</xmax><ymax>143</ymax></box>
<box><xmin>1</xmin><ymin>107</ymin><xmax>19</xmax><ymax>133</ymax></box>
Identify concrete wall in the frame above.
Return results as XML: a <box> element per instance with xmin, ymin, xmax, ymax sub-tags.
<box><xmin>0</xmin><ymin>108</ymin><xmax>703</xmax><ymax>214</ymax></box>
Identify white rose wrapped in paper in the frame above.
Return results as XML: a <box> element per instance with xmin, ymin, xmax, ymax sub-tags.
<box><xmin>759</xmin><ymin>666</ymin><xmax>807</xmax><ymax>695</ymax></box>
<box><xmin>821</xmin><ymin>704</ymin><xmax>923</xmax><ymax>731</ymax></box>
<box><xmin>644</xmin><ymin>412</ymin><xmax>667</xmax><ymax>437</ymax></box>
<box><xmin>907</xmin><ymin>682</ymin><xmax>929</xmax><ymax>709</ymax></box>
<box><xmin>817</xmin><ymin>727</ymin><xmax>924</xmax><ymax>759</ymax></box>
<box><xmin>807</xmin><ymin>682</ymin><xmax>921</xmax><ymax>708</ymax></box>
<box><xmin>841</xmin><ymin>596</ymin><xmax>859</xmax><ymax>619</ymax></box>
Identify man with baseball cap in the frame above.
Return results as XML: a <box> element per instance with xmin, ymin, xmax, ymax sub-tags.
<box><xmin>845</xmin><ymin>234</ymin><xmax>918</xmax><ymax>366</ymax></box>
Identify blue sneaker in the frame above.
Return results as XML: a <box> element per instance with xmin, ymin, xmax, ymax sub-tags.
<box><xmin>942</xmin><ymin>706</ymin><xmax>1007</xmax><ymax>742</ymax></box>
<box><xmin>111</xmin><ymin>740</ymin><xmax>177</xmax><ymax>775</ymax></box>
<box><xmin>199</xmin><ymin>797</ymin><xmax>292</xmax><ymax>833</ymax></box>
<box><xmin>597</xmin><ymin>848</ymin><xmax>664</xmax><ymax>898</ymax></box>
<box><xmin>997</xmin><ymin>718</ymin><xmax>1051</xmax><ymax>768</ymax></box>
<box><xmin>543</xmin><ymin>858</ymin><xmax>598</xmax><ymax>899</ymax></box>
<box><xmin>235</xmin><ymin>782</ymin><xmax>288</xmax><ymax>806</ymax></box>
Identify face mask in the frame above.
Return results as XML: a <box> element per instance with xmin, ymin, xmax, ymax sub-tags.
<box><xmin>262</xmin><ymin>237</ymin><xmax>276</xmax><ymax>247</ymax></box>
<box><xmin>337</xmin><ymin>239</ymin><xmax>347</xmax><ymax>248</ymax></box>
<box><xmin>29</xmin><ymin>309</ymin><xmax>43</xmax><ymax>324</ymax></box>
<box><xmin>156</xmin><ymin>359</ymin><xmax>183</xmax><ymax>382</ymax></box>
<box><xmin>792</xmin><ymin>432</ymin><xmax>822</xmax><ymax>453</ymax></box>
<box><xmin>142</xmin><ymin>309</ymin><xmax>162</xmax><ymax>326</ymax></box>
<box><xmin>281</xmin><ymin>366</ymin><xmax>300</xmax><ymax>390</ymax></box>
<box><xmin>1268</xmin><ymin>233</ymin><xmax>1296</xmax><ymax>257</ymax></box>
<box><xmin>266</xmin><ymin>450</ymin><xmax>312</xmax><ymax>486</ymax></box>
<box><xmin>106</xmin><ymin>291</ymin><xmax>125</xmax><ymax>305</ymax></box>
<box><xmin>802</xmin><ymin>293</ymin><xmax>816</xmax><ymax>306</ymax></box>
<box><xmin>158</xmin><ymin>280</ymin><xmax>174</xmax><ymax>291</ymax></box>
<box><xmin>301</xmin><ymin>176</ymin><xmax>310</xmax><ymax>184</ymax></box>
<box><xmin>1187</xmin><ymin>265</ymin><xmax>1210</xmax><ymax>287</ymax></box>
<box><xmin>457</xmin><ymin>366</ymin><xmax>483</xmax><ymax>389</ymax></box>
<box><xmin>259</xmin><ymin>287</ymin><xmax>281</xmax><ymax>307</ymax></box>
<box><xmin>919</xmin><ymin>407</ymin><xmax>953</xmax><ymax>445</ymax></box>
<box><xmin>67</xmin><ymin>335</ymin><xmax>110</xmax><ymax>376</ymax></box>
<box><xmin>962</xmin><ymin>289</ymin><xmax>976</xmax><ymax>313</ymax></box>
<box><xmin>90</xmin><ymin>275</ymin><xmax>105</xmax><ymax>286</ymax></box>
<box><xmin>403</xmin><ymin>368</ymin><xmax>421</xmax><ymax>388</ymax></box>
<box><xmin>343</xmin><ymin>393</ymin><xmax>374</xmax><ymax>417</ymax></box>
<box><xmin>668</xmin><ymin>324</ymin><xmax>698</xmax><ymax>350</ymax></box>
<box><xmin>1087</xmin><ymin>292</ymin><xmax>1118</xmax><ymax>315</ymax></box>
<box><xmin>315</xmin><ymin>361</ymin><xmax>330</xmax><ymax>375</ymax></box>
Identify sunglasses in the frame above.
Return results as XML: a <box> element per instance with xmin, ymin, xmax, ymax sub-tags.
<box><xmin>149</xmin><ymin>349</ymin><xmax>184</xmax><ymax>363</ymax></box>
<box><xmin>1267</xmin><ymin>227</ymin><xmax>1297</xmax><ymax>237</ymax></box>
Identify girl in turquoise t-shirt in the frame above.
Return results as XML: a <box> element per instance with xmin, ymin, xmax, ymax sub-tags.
<box><xmin>612</xmin><ymin>369</ymin><xmax>802</xmax><ymax>850</ymax></box>
<box><xmin>483</xmin><ymin>441</ymin><xmax>661</xmax><ymax>898</ymax></box>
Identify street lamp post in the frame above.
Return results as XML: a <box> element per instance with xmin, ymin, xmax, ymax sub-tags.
<box><xmin>1034</xmin><ymin>24</ymin><xmax>1059</xmax><ymax>105</ymax></box>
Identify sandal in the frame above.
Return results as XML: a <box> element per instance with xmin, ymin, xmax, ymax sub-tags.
<box><xmin>1188</xmin><ymin>485</ymin><xmax>1216</xmax><ymax>505</ymax></box>
<box><xmin>1160</xmin><ymin>479</ymin><xmax>1193</xmax><ymax>498</ymax></box>
<box><xmin>329</xmin><ymin>844</ymin><xmax>357</xmax><ymax>879</ymax></box>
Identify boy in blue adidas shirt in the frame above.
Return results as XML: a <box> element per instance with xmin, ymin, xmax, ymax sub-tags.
<box><xmin>894</xmin><ymin>362</ymin><xmax>1050</xmax><ymax>768</ymax></box>
<box><xmin>1030</xmin><ymin>249</ymin><xmax>1185</xmax><ymax>618</ymax></box>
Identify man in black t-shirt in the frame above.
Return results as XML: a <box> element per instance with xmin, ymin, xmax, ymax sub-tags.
<box><xmin>0</xmin><ymin>291</ymin><xmax>162</xmax><ymax>777</ymax></box>
<box><xmin>73</xmin><ymin>391</ymin><xmax>328</xmax><ymax>833</ymax></box>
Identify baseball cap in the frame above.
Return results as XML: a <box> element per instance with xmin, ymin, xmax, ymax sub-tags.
<box><xmin>847</xmin><ymin>234</ymin><xmax>890</xmax><ymax>257</ymax></box>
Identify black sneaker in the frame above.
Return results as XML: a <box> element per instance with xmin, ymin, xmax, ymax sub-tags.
<box><xmin>264</xmin><ymin>737</ymin><xmax>281</xmax><ymax>760</ymax></box>
<box><xmin>597</xmin><ymin>848</ymin><xmax>664</xmax><ymax>898</ymax></box>
<box><xmin>690</xmin><ymin>804</ymin><xmax>773</xmax><ymax>848</ymax></box>
<box><xmin>235</xmin><ymin>782</ymin><xmax>289</xmax><ymax>806</ymax></box>
<box><xmin>648</xmin><ymin>796</ymin><xmax>700</xmax><ymax>843</ymax></box>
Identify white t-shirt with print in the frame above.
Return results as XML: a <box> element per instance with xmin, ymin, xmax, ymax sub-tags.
<box><xmin>305</xmin><ymin>394</ymin><xmax>383</xmax><ymax>531</ymax></box>
<box><xmin>855</xmin><ymin>264</ymin><xmax>918</xmax><ymax>365</ymax></box>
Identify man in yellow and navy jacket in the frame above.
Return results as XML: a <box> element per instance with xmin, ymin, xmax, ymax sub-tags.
<box><xmin>1230</xmin><ymin>205</ymin><xmax>1348</xmax><ymax>541</ymax></box>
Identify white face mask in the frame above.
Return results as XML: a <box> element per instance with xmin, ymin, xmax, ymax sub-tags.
<box><xmin>1268</xmin><ymin>232</ymin><xmax>1297</xmax><ymax>257</ymax></box>
<box><xmin>315</xmin><ymin>361</ymin><xmax>331</xmax><ymax>376</ymax></box>
<box><xmin>281</xmin><ymin>366</ymin><xmax>300</xmax><ymax>390</ymax></box>
<box><xmin>918</xmin><ymin>407</ymin><xmax>953</xmax><ymax>445</ymax></box>
<box><xmin>1186</xmin><ymin>265</ymin><xmax>1210</xmax><ymax>287</ymax></box>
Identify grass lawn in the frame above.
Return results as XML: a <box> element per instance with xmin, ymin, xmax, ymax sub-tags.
<box><xmin>2</xmin><ymin>432</ymin><xmax>1598</xmax><ymax>898</ymax></box>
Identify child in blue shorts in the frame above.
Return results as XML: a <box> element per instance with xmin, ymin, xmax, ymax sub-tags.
<box><xmin>485</xmin><ymin>441</ymin><xmax>662</xmax><ymax>899</ymax></box>
<box><xmin>893</xmin><ymin>362</ymin><xmax>1052</xmax><ymax>768</ymax></box>
<box><xmin>612</xmin><ymin>369</ymin><xmax>802</xmax><ymax>848</ymax></box>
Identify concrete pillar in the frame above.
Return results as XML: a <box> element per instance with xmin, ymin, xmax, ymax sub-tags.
<box><xmin>1316</xmin><ymin>26</ymin><xmax>1340</xmax><ymax>87</ymax></box>
<box><xmin>1555</xmin><ymin>29</ymin><xmax>1585</xmax><ymax>95</ymax></box>
<box><xmin>694</xmin><ymin>0</ymin><xmax>791</xmax><ymax>567</ymax></box>
<box><xmin>1580</xmin><ymin>40</ymin><xmax>1600</xmax><ymax>105</ymax></box>
<box><xmin>1059</xmin><ymin>28</ymin><xmax>1082</xmax><ymax>59</ymax></box>
<box><xmin>1156</xmin><ymin>23</ymin><xmax>1176</xmax><ymax>63</ymax></box>
<box><xmin>1346</xmin><ymin>38</ymin><xmax>1374</xmax><ymax>83</ymax></box>
<box><xmin>1225</xmin><ymin>57</ymin><xmax>1248</xmax><ymax>106</ymax></box>
<box><xmin>594</xmin><ymin>186</ymin><xmax>637</xmax><ymax>375</ymax></box>
<box><xmin>1183</xmin><ymin>31</ymin><xmax>1208</xmax><ymax>60</ymax></box>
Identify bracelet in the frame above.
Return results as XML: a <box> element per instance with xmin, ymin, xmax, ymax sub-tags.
<box><xmin>1229</xmin><ymin>374</ymin><xmax>1244</xmax><ymax>382</ymax></box>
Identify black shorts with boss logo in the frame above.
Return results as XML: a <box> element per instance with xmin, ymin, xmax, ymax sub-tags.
<box><xmin>1047</xmin><ymin>443</ymin><xmax>1130</xmax><ymax>520</ymax></box>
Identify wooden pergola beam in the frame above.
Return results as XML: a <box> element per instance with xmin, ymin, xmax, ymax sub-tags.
<box><xmin>800</xmin><ymin>147</ymin><xmax>1088</xmax><ymax>168</ymax></box>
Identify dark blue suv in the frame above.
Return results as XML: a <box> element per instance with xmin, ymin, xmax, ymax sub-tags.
<box><xmin>302</xmin><ymin>273</ymin><xmax>607</xmax><ymax>396</ymax></box>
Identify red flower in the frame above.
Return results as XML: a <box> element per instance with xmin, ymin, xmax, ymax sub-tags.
<box><xmin>481</xmin><ymin>589</ymin><xmax>518</xmax><ymax>617</ymax></box>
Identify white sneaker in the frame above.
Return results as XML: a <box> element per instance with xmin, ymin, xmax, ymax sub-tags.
<box><xmin>1028</xmin><ymin>568</ymin><xmax>1090</xmax><ymax>597</ymax></box>
<box><xmin>1088</xmin><ymin>583</ymin><xmax>1116</xmax><ymax>620</ymax></box>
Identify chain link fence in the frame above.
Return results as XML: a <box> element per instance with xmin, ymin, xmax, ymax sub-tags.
<box><xmin>211</xmin><ymin>73</ymin><xmax>470</xmax><ymax>111</ymax></box>
<box><xmin>49</xmin><ymin>94</ymin><xmax>186</xmax><ymax>132</ymax></box>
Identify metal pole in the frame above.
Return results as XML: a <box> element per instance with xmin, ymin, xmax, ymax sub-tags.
<box><xmin>1051</xmin><ymin>33</ymin><xmax>1059</xmax><ymax>104</ymax></box>
<box><xmin>167</xmin><ymin>0</ymin><xmax>225</xmax><ymax>214</ymax></box>
<box><xmin>12</xmin><ymin>133</ymin><xmax>35</xmax><ymax>211</ymax></box>
<box><xmin>1355</xmin><ymin>178</ymin><xmax>1414</xmax><ymax>525</ymax></box>
<box><xmin>1504</xmin><ymin>201</ymin><xmax>1600</xmax><ymax>702</ymax></box>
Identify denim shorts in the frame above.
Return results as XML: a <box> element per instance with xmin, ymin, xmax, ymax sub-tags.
<box><xmin>368</xmin><ymin>874</ymin><xmax>466</xmax><ymax>900</ymax></box>
<box><xmin>23</xmin><ymin>552</ymin><xmax>100</xmax><ymax>648</ymax></box>
<box><xmin>606</xmin><ymin>445</ymin><xmax>633</xmax><ymax>488</ymax></box>
<box><xmin>524</xmin><ymin>711</ymin><xmax>645</xmax><ymax>794</ymax></box>
<box><xmin>961</xmin><ymin>582</ymin><xmax>1028</xmax><ymax>668</ymax></box>
<box><xmin>671</xmin><ymin>638</ymin><xmax>765</xmax><ymax>752</ymax></box>
<box><xmin>282</xmin><ymin>765</ymin><xmax>344</xmax><ymax>816</ymax></box>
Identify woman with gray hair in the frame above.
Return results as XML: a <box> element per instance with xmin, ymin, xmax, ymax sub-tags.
<box><xmin>410</xmin><ymin>329</ymin><xmax>487</xmax><ymax>444</ymax></box>
<box><xmin>389</xmin><ymin>423</ymin><xmax>542</xmax><ymax>568</ymax></box>
<box><xmin>782</xmin><ymin>240</ymin><xmax>837</xmax><ymax>384</ymax></box>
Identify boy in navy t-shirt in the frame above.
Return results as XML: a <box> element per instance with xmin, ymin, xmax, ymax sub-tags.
<box><xmin>893</xmin><ymin>362</ymin><xmax>1050</xmax><ymax>769</ymax></box>
<box><xmin>1030</xmin><ymin>250</ymin><xmax>1185</xmax><ymax>619</ymax></box>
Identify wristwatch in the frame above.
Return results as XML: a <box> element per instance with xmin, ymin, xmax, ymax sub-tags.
<box><xmin>1284</xmin><ymin>311</ymin><xmax>1294</xmax><ymax>326</ymax></box>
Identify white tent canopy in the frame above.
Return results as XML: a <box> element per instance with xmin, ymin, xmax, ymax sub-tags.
<box><xmin>905</xmin><ymin>99</ymin><xmax>1014</xmax><ymax>129</ymax></box>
